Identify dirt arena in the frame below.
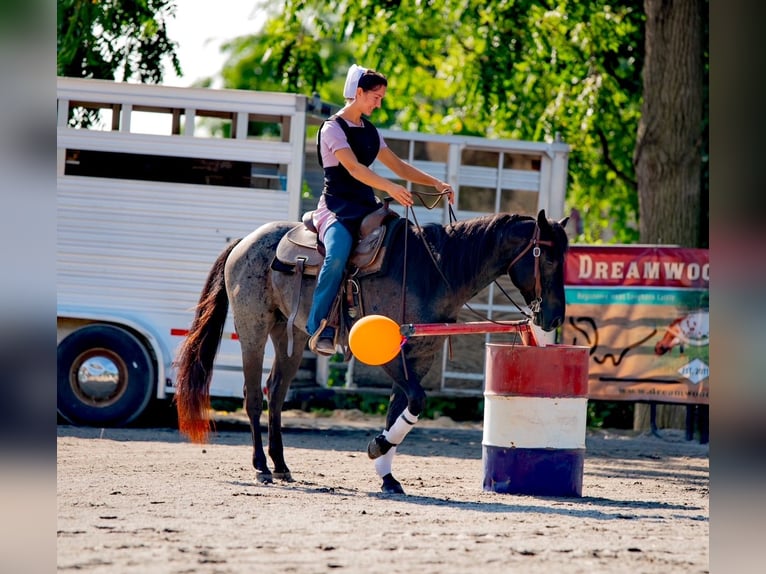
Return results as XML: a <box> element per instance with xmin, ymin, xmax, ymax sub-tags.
<box><xmin>57</xmin><ymin>410</ymin><xmax>709</xmax><ymax>573</ymax></box>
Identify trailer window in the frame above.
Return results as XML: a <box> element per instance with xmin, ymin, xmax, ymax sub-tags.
<box><xmin>64</xmin><ymin>103</ymin><xmax>287</xmax><ymax>141</ymax></box>
<box><xmin>64</xmin><ymin>149</ymin><xmax>286</xmax><ymax>191</ymax></box>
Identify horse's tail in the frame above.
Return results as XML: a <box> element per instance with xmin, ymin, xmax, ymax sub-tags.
<box><xmin>174</xmin><ymin>238</ymin><xmax>243</xmax><ymax>443</ymax></box>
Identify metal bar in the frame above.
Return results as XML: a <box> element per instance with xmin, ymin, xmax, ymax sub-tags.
<box><xmin>400</xmin><ymin>320</ymin><xmax>536</xmax><ymax>338</ymax></box>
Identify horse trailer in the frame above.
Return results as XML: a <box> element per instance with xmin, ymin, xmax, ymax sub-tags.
<box><xmin>57</xmin><ymin>77</ymin><xmax>570</xmax><ymax>426</ymax></box>
<box><xmin>56</xmin><ymin>77</ymin><xmax>307</xmax><ymax>425</ymax></box>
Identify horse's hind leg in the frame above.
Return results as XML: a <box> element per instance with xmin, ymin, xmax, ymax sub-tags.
<box><xmin>265</xmin><ymin>320</ymin><xmax>309</xmax><ymax>482</ymax></box>
<box><xmin>240</xmin><ymin>344</ymin><xmax>272</xmax><ymax>484</ymax></box>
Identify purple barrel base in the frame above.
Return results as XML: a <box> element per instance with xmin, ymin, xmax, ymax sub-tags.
<box><xmin>482</xmin><ymin>445</ymin><xmax>585</xmax><ymax>497</ymax></box>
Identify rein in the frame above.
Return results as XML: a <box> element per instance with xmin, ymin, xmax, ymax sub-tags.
<box><xmin>391</xmin><ymin>194</ymin><xmax>554</xmax><ymax>377</ymax></box>
<box><xmin>399</xmin><ymin>191</ymin><xmax>457</xmax><ymax>325</ymax></box>
<box><xmin>388</xmin><ymin>196</ymin><xmax>553</xmax><ymax>380</ymax></box>
<box><xmin>403</xmin><ymin>193</ymin><xmax>553</xmax><ymax>322</ymax></box>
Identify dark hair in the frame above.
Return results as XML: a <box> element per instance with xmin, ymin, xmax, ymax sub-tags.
<box><xmin>357</xmin><ymin>69</ymin><xmax>387</xmax><ymax>92</ymax></box>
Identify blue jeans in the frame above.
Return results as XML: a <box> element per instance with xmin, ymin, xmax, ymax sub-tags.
<box><xmin>307</xmin><ymin>221</ymin><xmax>353</xmax><ymax>335</ymax></box>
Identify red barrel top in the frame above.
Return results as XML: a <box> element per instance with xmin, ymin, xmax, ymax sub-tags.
<box><xmin>484</xmin><ymin>344</ymin><xmax>590</xmax><ymax>397</ymax></box>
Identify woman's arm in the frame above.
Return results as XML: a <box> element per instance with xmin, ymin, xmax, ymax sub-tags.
<box><xmin>334</xmin><ymin>147</ymin><xmax>414</xmax><ymax>207</ymax></box>
<box><xmin>376</xmin><ymin>147</ymin><xmax>454</xmax><ymax>203</ymax></box>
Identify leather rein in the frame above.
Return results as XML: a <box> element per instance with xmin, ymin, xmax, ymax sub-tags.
<box><xmin>391</xmin><ymin>191</ymin><xmax>555</xmax><ymax>378</ymax></box>
<box><xmin>403</xmin><ymin>192</ymin><xmax>554</xmax><ymax>322</ymax></box>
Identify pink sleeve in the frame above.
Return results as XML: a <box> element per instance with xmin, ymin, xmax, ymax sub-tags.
<box><xmin>319</xmin><ymin>121</ymin><xmax>349</xmax><ymax>168</ymax></box>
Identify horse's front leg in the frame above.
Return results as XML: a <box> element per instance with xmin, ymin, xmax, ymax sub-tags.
<box><xmin>367</xmin><ymin>370</ymin><xmax>427</xmax><ymax>494</ymax></box>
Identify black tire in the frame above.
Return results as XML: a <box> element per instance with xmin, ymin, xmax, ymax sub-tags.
<box><xmin>57</xmin><ymin>324</ymin><xmax>155</xmax><ymax>426</ymax></box>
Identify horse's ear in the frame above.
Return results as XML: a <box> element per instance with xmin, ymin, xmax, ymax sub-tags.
<box><xmin>537</xmin><ymin>209</ymin><xmax>548</xmax><ymax>228</ymax></box>
<box><xmin>558</xmin><ymin>216</ymin><xmax>570</xmax><ymax>229</ymax></box>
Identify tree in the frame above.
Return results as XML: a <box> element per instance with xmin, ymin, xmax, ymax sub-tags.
<box><xmin>635</xmin><ymin>0</ymin><xmax>705</xmax><ymax>247</ymax></box>
<box><xmin>633</xmin><ymin>0</ymin><xmax>706</xmax><ymax>432</ymax></box>
<box><xmin>57</xmin><ymin>0</ymin><xmax>181</xmax><ymax>83</ymax></box>
<box><xmin>216</xmin><ymin>0</ymin><xmax>648</xmax><ymax>243</ymax></box>
<box><xmin>216</xmin><ymin>17</ymin><xmax>352</xmax><ymax>96</ymax></box>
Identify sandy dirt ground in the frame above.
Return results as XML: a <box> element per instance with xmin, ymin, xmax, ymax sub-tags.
<box><xmin>57</xmin><ymin>410</ymin><xmax>709</xmax><ymax>573</ymax></box>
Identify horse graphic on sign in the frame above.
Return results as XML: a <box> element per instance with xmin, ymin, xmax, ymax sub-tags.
<box><xmin>654</xmin><ymin>310</ymin><xmax>709</xmax><ymax>356</ymax></box>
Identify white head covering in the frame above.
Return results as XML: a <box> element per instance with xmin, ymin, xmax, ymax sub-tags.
<box><xmin>343</xmin><ymin>64</ymin><xmax>367</xmax><ymax>99</ymax></box>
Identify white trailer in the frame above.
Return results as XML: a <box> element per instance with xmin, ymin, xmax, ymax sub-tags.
<box><xmin>56</xmin><ymin>77</ymin><xmax>307</xmax><ymax>425</ymax></box>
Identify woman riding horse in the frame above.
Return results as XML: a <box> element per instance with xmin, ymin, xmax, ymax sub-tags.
<box><xmin>307</xmin><ymin>64</ymin><xmax>454</xmax><ymax>356</ymax></box>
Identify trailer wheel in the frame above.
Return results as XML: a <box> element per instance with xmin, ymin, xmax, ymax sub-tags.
<box><xmin>57</xmin><ymin>324</ymin><xmax>155</xmax><ymax>426</ymax></box>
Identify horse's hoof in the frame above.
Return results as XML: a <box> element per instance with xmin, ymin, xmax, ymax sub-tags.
<box><xmin>256</xmin><ymin>471</ymin><xmax>273</xmax><ymax>484</ymax></box>
<box><xmin>273</xmin><ymin>471</ymin><xmax>294</xmax><ymax>482</ymax></box>
<box><xmin>381</xmin><ymin>473</ymin><xmax>405</xmax><ymax>494</ymax></box>
<box><xmin>367</xmin><ymin>434</ymin><xmax>393</xmax><ymax>460</ymax></box>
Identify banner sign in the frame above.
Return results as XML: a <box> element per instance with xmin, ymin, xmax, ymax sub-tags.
<box><xmin>561</xmin><ymin>245</ymin><xmax>709</xmax><ymax>404</ymax></box>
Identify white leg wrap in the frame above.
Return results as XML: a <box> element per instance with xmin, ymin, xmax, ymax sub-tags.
<box><xmin>382</xmin><ymin>407</ymin><xmax>419</xmax><ymax>445</ymax></box>
<box><xmin>374</xmin><ymin>446</ymin><xmax>396</xmax><ymax>478</ymax></box>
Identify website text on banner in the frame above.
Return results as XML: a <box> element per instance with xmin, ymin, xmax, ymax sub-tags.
<box><xmin>561</xmin><ymin>246</ymin><xmax>709</xmax><ymax>405</ymax></box>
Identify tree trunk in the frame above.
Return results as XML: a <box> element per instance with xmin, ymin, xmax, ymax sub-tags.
<box><xmin>634</xmin><ymin>0</ymin><xmax>704</xmax><ymax>247</ymax></box>
<box><xmin>633</xmin><ymin>0</ymin><xmax>704</xmax><ymax>431</ymax></box>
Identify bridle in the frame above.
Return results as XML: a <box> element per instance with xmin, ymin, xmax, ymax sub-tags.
<box><xmin>504</xmin><ymin>221</ymin><xmax>555</xmax><ymax>316</ymax></box>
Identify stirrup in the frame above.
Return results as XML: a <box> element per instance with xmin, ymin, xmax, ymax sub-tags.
<box><xmin>308</xmin><ymin>319</ymin><xmax>335</xmax><ymax>356</ymax></box>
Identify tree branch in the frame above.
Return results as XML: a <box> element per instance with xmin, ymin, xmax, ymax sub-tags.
<box><xmin>597</xmin><ymin>127</ymin><xmax>637</xmax><ymax>189</ymax></box>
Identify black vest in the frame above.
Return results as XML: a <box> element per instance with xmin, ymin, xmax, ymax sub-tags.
<box><xmin>318</xmin><ymin>115</ymin><xmax>381</xmax><ymax>235</ymax></box>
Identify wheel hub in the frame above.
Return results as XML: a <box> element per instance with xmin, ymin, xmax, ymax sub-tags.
<box><xmin>71</xmin><ymin>351</ymin><xmax>126</xmax><ymax>407</ymax></box>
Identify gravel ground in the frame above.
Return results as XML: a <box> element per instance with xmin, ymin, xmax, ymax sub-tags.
<box><xmin>57</xmin><ymin>410</ymin><xmax>709</xmax><ymax>573</ymax></box>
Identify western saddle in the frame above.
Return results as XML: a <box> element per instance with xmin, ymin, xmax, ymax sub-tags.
<box><xmin>271</xmin><ymin>200</ymin><xmax>401</xmax><ymax>356</ymax></box>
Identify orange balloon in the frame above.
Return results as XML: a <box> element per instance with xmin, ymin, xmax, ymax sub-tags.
<box><xmin>348</xmin><ymin>315</ymin><xmax>402</xmax><ymax>365</ymax></box>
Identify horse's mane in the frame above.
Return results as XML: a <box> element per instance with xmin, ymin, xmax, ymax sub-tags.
<box><xmin>386</xmin><ymin>213</ymin><xmax>535</xmax><ymax>294</ymax></box>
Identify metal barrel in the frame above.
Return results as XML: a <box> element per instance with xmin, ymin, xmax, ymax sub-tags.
<box><xmin>482</xmin><ymin>343</ymin><xmax>590</xmax><ymax>497</ymax></box>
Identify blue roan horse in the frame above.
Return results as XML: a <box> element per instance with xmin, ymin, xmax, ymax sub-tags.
<box><xmin>174</xmin><ymin>209</ymin><xmax>569</xmax><ymax>494</ymax></box>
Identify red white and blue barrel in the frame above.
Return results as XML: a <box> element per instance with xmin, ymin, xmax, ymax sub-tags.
<box><xmin>483</xmin><ymin>343</ymin><xmax>590</xmax><ymax>497</ymax></box>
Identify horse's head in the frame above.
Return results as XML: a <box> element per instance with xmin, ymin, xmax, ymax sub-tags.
<box><xmin>654</xmin><ymin>331</ymin><xmax>680</xmax><ymax>355</ymax></box>
<box><xmin>507</xmin><ymin>210</ymin><xmax>569</xmax><ymax>331</ymax></box>
<box><xmin>655</xmin><ymin>317</ymin><xmax>684</xmax><ymax>355</ymax></box>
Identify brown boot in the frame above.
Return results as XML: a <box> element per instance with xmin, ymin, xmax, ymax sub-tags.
<box><xmin>308</xmin><ymin>321</ymin><xmax>336</xmax><ymax>356</ymax></box>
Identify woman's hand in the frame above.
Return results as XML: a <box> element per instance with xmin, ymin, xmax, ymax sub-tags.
<box><xmin>434</xmin><ymin>181</ymin><xmax>455</xmax><ymax>205</ymax></box>
<box><xmin>388</xmin><ymin>183</ymin><xmax>414</xmax><ymax>207</ymax></box>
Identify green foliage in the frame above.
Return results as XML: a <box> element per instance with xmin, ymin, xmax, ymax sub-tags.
<box><xmin>217</xmin><ymin>14</ymin><xmax>355</xmax><ymax>97</ymax></box>
<box><xmin>333</xmin><ymin>392</ymin><xmax>389</xmax><ymax>416</ymax></box>
<box><xmin>216</xmin><ymin>0</ymin><xmax>652</xmax><ymax>243</ymax></box>
<box><xmin>210</xmin><ymin>397</ymin><xmax>245</xmax><ymax>413</ymax></box>
<box><xmin>216</xmin><ymin>394</ymin><xmax>634</xmax><ymax>430</ymax></box>
<box><xmin>587</xmin><ymin>400</ymin><xmax>635</xmax><ymax>429</ymax></box>
<box><xmin>301</xmin><ymin>180</ymin><xmax>313</xmax><ymax>199</ymax></box>
<box><xmin>330</xmin><ymin>393</ymin><xmax>483</xmax><ymax>421</ymax></box>
<box><xmin>56</xmin><ymin>1</ymin><xmax>707</xmax><ymax>244</ymax></box>
<box><xmin>57</xmin><ymin>0</ymin><xmax>182</xmax><ymax>83</ymax></box>
<box><xmin>317</xmin><ymin>395</ymin><xmax>635</xmax><ymax>429</ymax></box>
<box><xmin>421</xmin><ymin>397</ymin><xmax>484</xmax><ymax>421</ymax></box>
